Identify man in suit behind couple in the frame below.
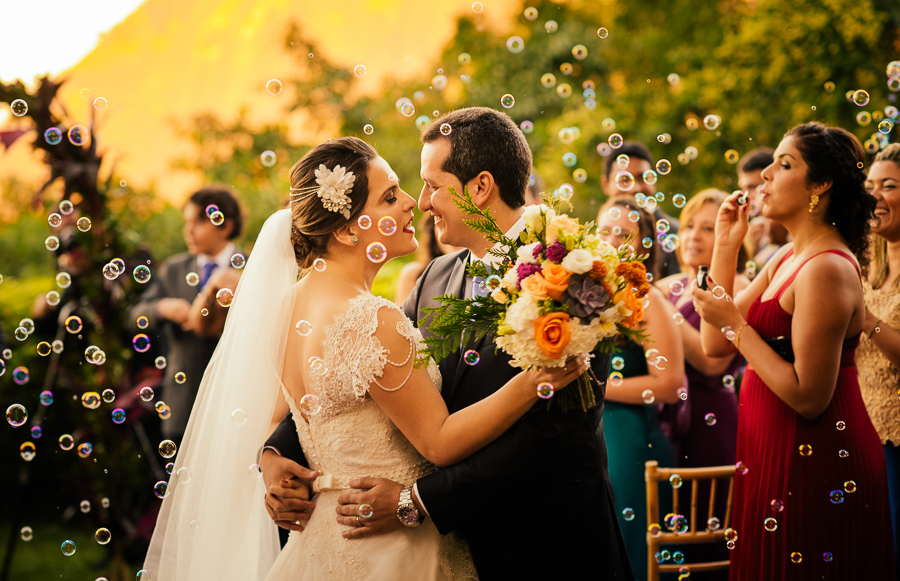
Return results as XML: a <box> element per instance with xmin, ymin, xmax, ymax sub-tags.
<box><xmin>262</xmin><ymin>106</ymin><xmax>634</xmax><ymax>580</ymax></box>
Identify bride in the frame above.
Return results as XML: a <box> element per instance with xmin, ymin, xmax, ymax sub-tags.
<box><xmin>143</xmin><ymin>137</ymin><xmax>587</xmax><ymax>580</ymax></box>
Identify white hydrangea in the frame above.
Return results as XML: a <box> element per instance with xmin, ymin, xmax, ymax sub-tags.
<box><xmin>516</xmin><ymin>242</ymin><xmax>542</xmax><ymax>265</ymax></box>
<box><xmin>504</xmin><ymin>292</ymin><xmax>541</xmax><ymax>333</ymax></box>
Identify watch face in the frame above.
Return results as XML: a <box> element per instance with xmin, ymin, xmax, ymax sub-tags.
<box><xmin>399</xmin><ymin>507</ymin><xmax>420</xmax><ymax>526</ymax></box>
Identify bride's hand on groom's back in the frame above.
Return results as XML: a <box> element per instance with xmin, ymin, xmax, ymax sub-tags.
<box><xmin>261</xmin><ymin>450</ymin><xmax>318</xmax><ymax>532</ymax></box>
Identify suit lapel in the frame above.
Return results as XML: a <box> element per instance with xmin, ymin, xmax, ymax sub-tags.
<box><xmin>435</xmin><ymin>253</ymin><xmax>469</xmax><ymax>403</ymax></box>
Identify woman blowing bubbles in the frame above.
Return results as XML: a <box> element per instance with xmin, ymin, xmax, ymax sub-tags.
<box><xmin>691</xmin><ymin>122</ymin><xmax>895</xmax><ymax>579</ymax></box>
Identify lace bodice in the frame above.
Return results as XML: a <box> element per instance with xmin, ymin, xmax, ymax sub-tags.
<box><xmin>281</xmin><ymin>294</ymin><xmax>442</xmax><ymax>490</ymax></box>
<box><xmin>858</xmin><ymin>282</ymin><xmax>900</xmax><ymax>445</ymax></box>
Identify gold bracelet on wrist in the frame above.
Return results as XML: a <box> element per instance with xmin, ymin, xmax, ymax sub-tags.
<box><xmin>734</xmin><ymin>322</ymin><xmax>749</xmax><ymax>351</ymax></box>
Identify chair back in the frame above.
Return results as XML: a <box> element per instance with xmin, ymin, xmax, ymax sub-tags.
<box><xmin>645</xmin><ymin>460</ymin><xmax>736</xmax><ymax>580</ymax></box>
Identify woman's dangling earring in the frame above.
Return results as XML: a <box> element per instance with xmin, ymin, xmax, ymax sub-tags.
<box><xmin>351</xmin><ymin>235</ymin><xmax>359</xmax><ymax>245</ymax></box>
<box><xmin>809</xmin><ymin>193</ymin><xmax>819</xmax><ymax>213</ymax></box>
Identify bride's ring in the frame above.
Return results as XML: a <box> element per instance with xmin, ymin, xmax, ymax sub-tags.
<box><xmin>356</xmin><ymin>515</ymin><xmax>362</xmax><ymax>527</ymax></box>
<box><xmin>294</xmin><ymin>520</ymin><xmax>301</xmax><ymax>526</ymax></box>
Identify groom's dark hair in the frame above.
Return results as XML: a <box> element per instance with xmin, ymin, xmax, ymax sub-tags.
<box><xmin>422</xmin><ymin>107</ymin><xmax>531</xmax><ymax>209</ymax></box>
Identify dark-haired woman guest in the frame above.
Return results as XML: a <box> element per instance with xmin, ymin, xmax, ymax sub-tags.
<box><xmin>858</xmin><ymin>142</ymin><xmax>900</xmax><ymax>578</ymax></box>
<box><xmin>693</xmin><ymin>122</ymin><xmax>896</xmax><ymax>579</ymax></box>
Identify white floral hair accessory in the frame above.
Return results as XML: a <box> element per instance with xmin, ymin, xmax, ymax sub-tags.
<box><xmin>290</xmin><ymin>164</ymin><xmax>355</xmax><ymax>219</ymax></box>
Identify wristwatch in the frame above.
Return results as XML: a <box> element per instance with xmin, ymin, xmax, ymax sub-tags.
<box><xmin>396</xmin><ymin>485</ymin><xmax>423</xmax><ymax>527</ymax></box>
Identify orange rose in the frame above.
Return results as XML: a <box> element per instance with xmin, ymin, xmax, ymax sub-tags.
<box><xmin>614</xmin><ymin>287</ymin><xmax>644</xmax><ymax>328</ymax></box>
<box><xmin>520</xmin><ymin>274</ymin><xmax>549</xmax><ymax>300</ymax></box>
<box><xmin>534</xmin><ymin>312</ymin><xmax>572</xmax><ymax>359</ymax></box>
<box><xmin>541</xmin><ymin>263</ymin><xmax>571</xmax><ymax>301</ymax></box>
<box><xmin>545</xmin><ymin>215</ymin><xmax>580</xmax><ymax>244</ymax></box>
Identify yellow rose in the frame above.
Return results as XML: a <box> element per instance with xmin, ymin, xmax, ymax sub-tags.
<box><xmin>534</xmin><ymin>312</ymin><xmax>572</xmax><ymax>359</ymax></box>
<box><xmin>540</xmin><ymin>263</ymin><xmax>571</xmax><ymax>301</ymax></box>
<box><xmin>520</xmin><ymin>274</ymin><xmax>549</xmax><ymax>300</ymax></box>
<box><xmin>545</xmin><ymin>214</ymin><xmax>580</xmax><ymax>244</ymax></box>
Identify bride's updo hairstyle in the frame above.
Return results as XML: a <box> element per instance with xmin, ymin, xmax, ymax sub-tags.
<box><xmin>289</xmin><ymin>137</ymin><xmax>378</xmax><ymax>269</ymax></box>
<box><xmin>786</xmin><ymin>122</ymin><xmax>876</xmax><ymax>273</ymax></box>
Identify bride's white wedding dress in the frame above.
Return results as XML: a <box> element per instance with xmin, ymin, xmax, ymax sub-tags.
<box><xmin>264</xmin><ymin>294</ymin><xmax>477</xmax><ymax>581</ymax></box>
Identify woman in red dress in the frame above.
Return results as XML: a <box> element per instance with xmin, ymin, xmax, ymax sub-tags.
<box><xmin>691</xmin><ymin>122</ymin><xmax>896</xmax><ymax>579</ymax></box>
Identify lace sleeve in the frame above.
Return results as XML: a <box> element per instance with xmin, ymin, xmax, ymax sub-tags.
<box><xmin>324</xmin><ymin>295</ymin><xmax>421</xmax><ymax>400</ymax></box>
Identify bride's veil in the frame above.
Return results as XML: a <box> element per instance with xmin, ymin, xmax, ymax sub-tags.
<box><xmin>144</xmin><ymin>209</ymin><xmax>298</xmax><ymax>580</ymax></box>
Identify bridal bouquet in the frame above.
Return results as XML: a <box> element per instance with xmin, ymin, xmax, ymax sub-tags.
<box><xmin>420</xmin><ymin>189</ymin><xmax>648</xmax><ymax>412</ymax></box>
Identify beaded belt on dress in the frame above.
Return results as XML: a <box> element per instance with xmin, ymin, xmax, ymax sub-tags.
<box><xmin>311</xmin><ymin>461</ymin><xmax>434</xmax><ymax>493</ymax></box>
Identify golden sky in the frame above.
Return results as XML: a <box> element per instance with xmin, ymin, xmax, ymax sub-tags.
<box><xmin>1</xmin><ymin>0</ymin><xmax>523</xmax><ymax>208</ymax></box>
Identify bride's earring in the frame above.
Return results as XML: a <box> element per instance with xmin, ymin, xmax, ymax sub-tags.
<box><xmin>351</xmin><ymin>235</ymin><xmax>359</xmax><ymax>245</ymax></box>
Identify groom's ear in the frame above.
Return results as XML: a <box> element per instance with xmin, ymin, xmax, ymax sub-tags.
<box><xmin>467</xmin><ymin>171</ymin><xmax>497</xmax><ymax>207</ymax></box>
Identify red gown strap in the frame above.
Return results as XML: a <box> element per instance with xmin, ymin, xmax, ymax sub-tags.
<box><xmin>773</xmin><ymin>249</ymin><xmax>860</xmax><ymax>302</ymax></box>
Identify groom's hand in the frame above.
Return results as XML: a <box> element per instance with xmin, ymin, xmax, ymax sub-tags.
<box><xmin>261</xmin><ymin>449</ymin><xmax>318</xmax><ymax>531</ymax></box>
<box><xmin>336</xmin><ymin>478</ymin><xmax>406</xmax><ymax>539</ymax></box>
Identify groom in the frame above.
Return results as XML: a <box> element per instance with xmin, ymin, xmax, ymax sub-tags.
<box><xmin>262</xmin><ymin>107</ymin><xmax>633</xmax><ymax>580</ymax></box>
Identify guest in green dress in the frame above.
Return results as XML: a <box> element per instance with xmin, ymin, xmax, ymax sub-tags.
<box><xmin>597</xmin><ymin>196</ymin><xmax>685</xmax><ymax>580</ymax></box>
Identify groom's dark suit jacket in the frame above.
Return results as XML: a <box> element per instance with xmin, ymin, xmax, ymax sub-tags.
<box><xmin>267</xmin><ymin>249</ymin><xmax>633</xmax><ymax>580</ymax></box>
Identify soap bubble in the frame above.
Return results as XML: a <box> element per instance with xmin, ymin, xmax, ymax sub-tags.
<box><xmin>300</xmin><ymin>394</ymin><xmax>322</xmax><ymax>415</ymax></box>
<box><xmin>823</xmin><ymin>552</ymin><xmax>833</xmax><ymax>563</ymax></box>
<box><xmin>68</xmin><ymin>125</ymin><xmax>89</xmax><ymax>146</ymax></box>
<box><xmin>266</xmin><ymin>79</ymin><xmax>283</xmax><ymax>95</ymax></box>
<box><xmin>669</xmin><ymin>474</ymin><xmax>683</xmax><ymax>488</ymax></box>
<box><xmin>133</xmin><ymin>265</ymin><xmax>151</xmax><ymax>283</ymax></box>
<box><xmin>12</xmin><ymin>366</ymin><xmax>29</xmax><ymax>385</ymax></box>
<box><xmin>363</xmin><ymin>124</ymin><xmax>374</xmax><ymax>135</ymax></box>
<box><xmin>6</xmin><ymin>404</ymin><xmax>27</xmax><ymax>427</ymax></box>
<box><xmin>791</xmin><ymin>552</ymin><xmax>803</xmax><ymax>564</ymax></box>
<box><xmin>312</xmin><ymin>258</ymin><xmax>327</xmax><ymax>272</ymax></box>
<box><xmin>703</xmin><ymin>115</ymin><xmax>721</xmax><ymax>130</ymax></box>
<box><xmin>764</xmin><ymin>517</ymin><xmax>778</xmax><ymax>532</ymax></box>
<box><xmin>506</xmin><ymin>36</ymin><xmax>525</xmax><ymax>54</ymax></box>
<box><xmin>378</xmin><ymin>216</ymin><xmax>397</xmax><ymax>236</ymax></box>
<box><xmin>216</xmin><ymin>288</ymin><xmax>234</xmax><ymax>307</ymax></box>
<box><xmin>608</xmin><ymin>133</ymin><xmax>624</xmax><ymax>148</ymax></box>
<box><xmin>59</xmin><ymin>434</ymin><xmax>75</xmax><ymax>450</ymax></box>
<box><xmin>852</xmin><ymin>90</ymin><xmax>870</xmax><ymax>106</ymax></box>
<box><xmin>597</xmin><ymin>27</ymin><xmax>609</xmax><ymax>38</ymax></box>
<box><xmin>158</xmin><ymin>440</ymin><xmax>177</xmax><ymax>458</ymax></box>
<box><xmin>155</xmin><ymin>356</ymin><xmax>167</xmax><ymax>369</ymax></box>
<box><xmin>615</xmin><ymin>171</ymin><xmax>635</xmax><ymax>192</ymax></box>
<box><xmin>656</xmin><ymin>159</ymin><xmax>672</xmax><ymax>175</ymax></box>
<box><xmin>571</xmin><ymin>44</ymin><xmax>588</xmax><ymax>60</ymax></box>
<box><xmin>844</xmin><ymin>480</ymin><xmax>857</xmax><ymax>493</ymax></box>
<box><xmin>537</xmin><ymin>382</ymin><xmax>554</xmax><ymax>399</ymax></box>
<box><xmin>295</xmin><ymin>320</ymin><xmax>312</xmax><ymax>336</ymax></box>
<box><xmin>133</xmin><ymin>334</ymin><xmax>151</xmax><ymax>353</ymax></box>
<box><xmin>524</xmin><ymin>6</ymin><xmax>538</xmax><ymax>20</ymax></box>
<box><xmin>81</xmin><ymin>392</ymin><xmax>101</xmax><ymax>409</ymax></box>
<box><xmin>642</xmin><ymin>389</ymin><xmax>656</xmax><ymax>404</ymax></box>
<box><xmin>176</xmin><ymin>466</ymin><xmax>193</xmax><ymax>483</ymax></box>
<box><xmin>95</xmin><ymin>528</ymin><xmax>111</xmax><ymax>545</ymax></box>
<box><xmin>500</xmin><ymin>94</ymin><xmax>515</xmax><ymax>109</ymax></box>
<box><xmin>357</xmin><ymin>215</ymin><xmax>372</xmax><ymax>230</ymax></box>
<box><xmin>464</xmin><ymin>350</ymin><xmax>480</xmax><ymax>365</ymax></box>
<box><xmin>40</xmin><ymin>391</ymin><xmax>54</xmax><ymax>405</ymax></box>
<box><xmin>20</xmin><ymin>527</ymin><xmax>33</xmax><ymax>541</ymax></box>
<box><xmin>112</xmin><ymin>408</ymin><xmax>126</xmax><ymax>424</ymax></box>
<box><xmin>57</xmin><ymin>272</ymin><xmax>72</xmax><ymax>288</ymax></box>
<box><xmin>354</xmin><ymin>64</ymin><xmax>367</xmax><ymax>78</ymax></box>
<box><xmin>210</xmin><ymin>210</ymin><xmax>225</xmax><ymax>225</ymax></box>
<box><xmin>622</xmin><ymin>507</ymin><xmax>635</xmax><ymax>521</ymax></box>
<box><xmin>642</xmin><ymin>170</ymin><xmax>658</xmax><ymax>185</ymax></box>
<box><xmin>175</xmin><ymin>372</ymin><xmax>187</xmax><ymax>384</ymax></box>
<box><xmin>61</xmin><ymin>540</ymin><xmax>76</xmax><ymax>556</ymax></box>
<box><xmin>140</xmin><ymin>386</ymin><xmax>155</xmax><ymax>401</ymax></box>
<box><xmin>440</xmin><ymin>123</ymin><xmax>452</xmax><ymax>136</ymax></box>
<box><xmin>400</xmin><ymin>102</ymin><xmax>415</xmax><ymax>117</ymax></box>
<box><xmin>669</xmin><ymin>280</ymin><xmax>685</xmax><ymax>296</ymax></box>
<box><xmin>705</xmin><ymin>413</ymin><xmax>717</xmax><ymax>426</ymax></box>
<box><xmin>260</xmin><ymin>151</ymin><xmax>277</xmax><ymax>167</ymax></box>
<box><xmin>799</xmin><ymin>444</ymin><xmax>812</xmax><ymax>456</ymax></box>
<box><xmin>101</xmin><ymin>388</ymin><xmax>116</xmax><ymax>403</ymax></box>
<box><xmin>154</xmin><ymin>481</ymin><xmax>169</xmax><ymax>498</ymax></box>
<box><xmin>30</xmin><ymin>426</ymin><xmax>42</xmax><ymax>438</ymax></box>
<box><xmin>44</xmin><ymin>127</ymin><xmax>62</xmax><ymax>145</ymax></box>
<box><xmin>471</xmin><ymin>1</ymin><xmax>483</xmax><ymax>13</ymax></box>
<box><xmin>366</xmin><ymin>242</ymin><xmax>387</xmax><ymax>263</ymax></box>
<box><xmin>545</xmin><ymin>20</ymin><xmax>558</xmax><ymax>33</ymax></box>
<box><xmin>93</xmin><ymin>97</ymin><xmax>108</xmax><ymax>111</ymax></box>
<box><xmin>10</xmin><ymin>99</ymin><xmax>28</xmax><ymax>116</ymax></box>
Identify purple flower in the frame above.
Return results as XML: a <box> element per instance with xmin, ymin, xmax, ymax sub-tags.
<box><xmin>564</xmin><ymin>274</ymin><xmax>609</xmax><ymax>320</ymax></box>
<box><xmin>545</xmin><ymin>240</ymin><xmax>568</xmax><ymax>263</ymax></box>
<box><xmin>532</xmin><ymin>243</ymin><xmax>545</xmax><ymax>260</ymax></box>
<box><xmin>516</xmin><ymin>262</ymin><xmax>542</xmax><ymax>285</ymax></box>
